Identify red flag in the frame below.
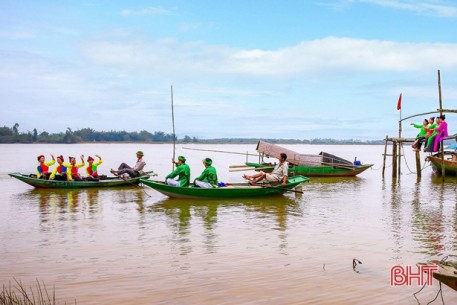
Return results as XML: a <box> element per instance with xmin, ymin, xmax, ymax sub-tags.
<box><xmin>397</xmin><ymin>93</ymin><xmax>402</xmax><ymax>110</ymax></box>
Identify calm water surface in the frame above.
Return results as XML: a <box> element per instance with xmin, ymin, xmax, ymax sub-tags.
<box><xmin>1</xmin><ymin>143</ymin><xmax>457</xmax><ymax>304</ymax></box>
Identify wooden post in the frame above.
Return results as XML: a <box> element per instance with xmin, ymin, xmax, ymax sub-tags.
<box><xmin>397</xmin><ymin>117</ymin><xmax>402</xmax><ymax>178</ymax></box>
<box><xmin>415</xmin><ymin>151</ymin><xmax>421</xmax><ymax>177</ymax></box>
<box><xmin>397</xmin><ymin>142</ymin><xmax>402</xmax><ymax>178</ymax></box>
<box><xmin>382</xmin><ymin>135</ymin><xmax>388</xmax><ymax>177</ymax></box>
<box><xmin>392</xmin><ymin>141</ymin><xmax>397</xmax><ymax>178</ymax></box>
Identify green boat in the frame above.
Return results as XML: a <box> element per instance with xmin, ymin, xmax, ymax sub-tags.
<box><xmin>246</xmin><ymin>141</ymin><xmax>373</xmax><ymax>177</ymax></box>
<box><xmin>140</xmin><ymin>175</ymin><xmax>309</xmax><ymax>199</ymax></box>
<box><xmin>426</xmin><ymin>151</ymin><xmax>457</xmax><ymax>176</ymax></box>
<box><xmin>8</xmin><ymin>172</ymin><xmax>151</xmax><ymax>189</ymax></box>
<box><xmin>245</xmin><ymin>162</ymin><xmax>373</xmax><ymax>177</ymax></box>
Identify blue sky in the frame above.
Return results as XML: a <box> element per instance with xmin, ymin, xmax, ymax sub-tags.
<box><xmin>1</xmin><ymin>0</ymin><xmax>457</xmax><ymax>140</ymax></box>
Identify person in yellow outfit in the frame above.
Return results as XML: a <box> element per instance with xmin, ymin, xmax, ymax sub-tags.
<box><xmin>50</xmin><ymin>155</ymin><xmax>69</xmax><ymax>181</ymax></box>
<box><xmin>36</xmin><ymin>154</ymin><xmax>55</xmax><ymax>179</ymax></box>
<box><xmin>66</xmin><ymin>155</ymin><xmax>85</xmax><ymax>181</ymax></box>
<box><xmin>86</xmin><ymin>154</ymin><xmax>103</xmax><ymax>181</ymax></box>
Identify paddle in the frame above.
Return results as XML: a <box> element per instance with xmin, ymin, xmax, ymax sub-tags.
<box><xmin>229</xmin><ymin>166</ymin><xmax>274</xmax><ymax>172</ymax></box>
<box><xmin>111</xmin><ymin>170</ymin><xmax>156</xmax><ymax>186</ymax></box>
<box><xmin>251</xmin><ymin>183</ymin><xmax>304</xmax><ymax>194</ymax></box>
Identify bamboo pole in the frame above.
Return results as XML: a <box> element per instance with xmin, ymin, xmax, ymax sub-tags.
<box><xmin>171</xmin><ymin>85</ymin><xmax>176</xmax><ymax>170</ymax></box>
<box><xmin>397</xmin><ymin>133</ymin><xmax>402</xmax><ymax>178</ymax></box>
<box><xmin>182</xmin><ymin>147</ymin><xmax>258</xmax><ymax>156</ymax></box>
<box><xmin>229</xmin><ymin>166</ymin><xmax>273</xmax><ymax>172</ymax></box>
<box><xmin>415</xmin><ymin>151</ymin><xmax>421</xmax><ymax>177</ymax></box>
<box><xmin>392</xmin><ymin>141</ymin><xmax>397</xmax><ymax>178</ymax></box>
<box><xmin>382</xmin><ymin>135</ymin><xmax>388</xmax><ymax>177</ymax></box>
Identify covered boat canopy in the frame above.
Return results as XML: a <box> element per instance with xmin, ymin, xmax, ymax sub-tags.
<box><xmin>256</xmin><ymin>140</ymin><xmax>353</xmax><ymax>167</ymax></box>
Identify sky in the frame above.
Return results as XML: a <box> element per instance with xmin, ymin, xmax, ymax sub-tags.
<box><xmin>1</xmin><ymin>0</ymin><xmax>457</xmax><ymax>140</ymax></box>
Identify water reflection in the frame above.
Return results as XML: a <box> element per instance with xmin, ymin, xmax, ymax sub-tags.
<box><xmin>383</xmin><ymin>175</ymin><xmax>457</xmax><ymax>258</ymax></box>
<box><xmin>14</xmin><ymin>188</ymin><xmax>102</xmax><ymax>224</ymax></box>
<box><xmin>149</xmin><ymin>197</ymin><xmax>302</xmax><ymax>255</ymax></box>
<box><xmin>410</xmin><ymin>181</ymin><xmax>446</xmax><ymax>256</ymax></box>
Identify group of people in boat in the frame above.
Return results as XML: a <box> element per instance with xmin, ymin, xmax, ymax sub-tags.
<box><xmin>36</xmin><ymin>151</ymin><xmax>146</xmax><ymax>182</ymax></box>
<box><xmin>411</xmin><ymin>115</ymin><xmax>448</xmax><ymax>152</ymax></box>
<box><xmin>35</xmin><ymin>150</ymin><xmax>290</xmax><ymax>187</ymax></box>
<box><xmin>163</xmin><ymin>152</ymin><xmax>289</xmax><ymax>188</ymax></box>
<box><xmin>36</xmin><ymin>154</ymin><xmax>103</xmax><ymax>181</ymax></box>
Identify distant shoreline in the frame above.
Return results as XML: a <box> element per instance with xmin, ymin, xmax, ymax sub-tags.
<box><xmin>0</xmin><ymin>140</ymin><xmax>386</xmax><ymax>145</ymax></box>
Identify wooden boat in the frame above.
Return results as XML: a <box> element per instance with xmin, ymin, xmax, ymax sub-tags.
<box><xmin>245</xmin><ymin>162</ymin><xmax>373</xmax><ymax>177</ymax></box>
<box><xmin>426</xmin><ymin>151</ymin><xmax>457</xmax><ymax>176</ymax></box>
<box><xmin>8</xmin><ymin>172</ymin><xmax>151</xmax><ymax>189</ymax></box>
<box><xmin>140</xmin><ymin>175</ymin><xmax>309</xmax><ymax>199</ymax></box>
<box><xmin>245</xmin><ymin>141</ymin><xmax>373</xmax><ymax>177</ymax></box>
<box><xmin>417</xmin><ymin>259</ymin><xmax>457</xmax><ymax>292</ymax></box>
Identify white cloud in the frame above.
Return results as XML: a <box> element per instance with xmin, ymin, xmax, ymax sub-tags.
<box><xmin>81</xmin><ymin>36</ymin><xmax>457</xmax><ymax>77</ymax></box>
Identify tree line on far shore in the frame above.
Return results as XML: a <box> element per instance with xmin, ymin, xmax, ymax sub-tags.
<box><xmin>0</xmin><ymin>123</ymin><xmax>384</xmax><ymax>144</ymax></box>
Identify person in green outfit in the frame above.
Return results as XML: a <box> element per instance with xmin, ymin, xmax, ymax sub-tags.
<box><xmin>423</xmin><ymin>117</ymin><xmax>438</xmax><ymax>152</ymax></box>
<box><xmin>165</xmin><ymin>156</ymin><xmax>190</xmax><ymax>187</ymax></box>
<box><xmin>194</xmin><ymin>158</ymin><xmax>218</xmax><ymax>188</ymax></box>
<box><xmin>411</xmin><ymin>118</ymin><xmax>428</xmax><ymax>152</ymax></box>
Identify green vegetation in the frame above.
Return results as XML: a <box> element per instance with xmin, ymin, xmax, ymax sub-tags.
<box><xmin>0</xmin><ymin>123</ymin><xmax>384</xmax><ymax>144</ymax></box>
<box><xmin>1</xmin><ymin>279</ymin><xmax>75</xmax><ymax>305</ymax></box>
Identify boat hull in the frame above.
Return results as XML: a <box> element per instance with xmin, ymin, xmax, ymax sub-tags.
<box><xmin>140</xmin><ymin>176</ymin><xmax>309</xmax><ymax>199</ymax></box>
<box><xmin>8</xmin><ymin>172</ymin><xmax>150</xmax><ymax>189</ymax></box>
<box><xmin>418</xmin><ymin>260</ymin><xmax>457</xmax><ymax>292</ymax></box>
<box><xmin>427</xmin><ymin>152</ymin><xmax>457</xmax><ymax>176</ymax></box>
<box><xmin>245</xmin><ymin>162</ymin><xmax>373</xmax><ymax>177</ymax></box>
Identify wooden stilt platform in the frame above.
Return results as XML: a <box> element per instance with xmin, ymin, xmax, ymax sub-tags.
<box><xmin>382</xmin><ymin>137</ymin><xmax>416</xmax><ymax>178</ymax></box>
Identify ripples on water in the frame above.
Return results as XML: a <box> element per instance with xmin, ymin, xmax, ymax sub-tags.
<box><xmin>1</xmin><ymin>144</ymin><xmax>457</xmax><ymax>304</ymax></box>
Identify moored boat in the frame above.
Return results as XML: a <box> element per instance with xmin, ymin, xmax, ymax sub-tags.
<box><xmin>417</xmin><ymin>259</ymin><xmax>457</xmax><ymax>292</ymax></box>
<box><xmin>8</xmin><ymin>172</ymin><xmax>151</xmax><ymax>189</ymax></box>
<box><xmin>245</xmin><ymin>162</ymin><xmax>373</xmax><ymax>177</ymax></box>
<box><xmin>140</xmin><ymin>175</ymin><xmax>309</xmax><ymax>199</ymax></box>
<box><xmin>426</xmin><ymin>151</ymin><xmax>457</xmax><ymax>176</ymax></box>
<box><xmin>246</xmin><ymin>141</ymin><xmax>373</xmax><ymax>177</ymax></box>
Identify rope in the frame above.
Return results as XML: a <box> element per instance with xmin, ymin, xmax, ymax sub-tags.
<box><xmin>399</xmin><ymin>143</ymin><xmax>432</xmax><ymax>175</ymax></box>
<box><xmin>413</xmin><ymin>273</ymin><xmax>429</xmax><ymax>302</ymax></box>
<box><xmin>426</xmin><ymin>281</ymin><xmax>444</xmax><ymax>305</ymax></box>
<box><xmin>400</xmin><ymin>143</ymin><xmax>417</xmax><ymax>174</ymax></box>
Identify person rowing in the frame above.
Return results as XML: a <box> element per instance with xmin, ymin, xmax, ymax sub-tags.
<box><xmin>243</xmin><ymin>153</ymin><xmax>288</xmax><ymax>186</ymax></box>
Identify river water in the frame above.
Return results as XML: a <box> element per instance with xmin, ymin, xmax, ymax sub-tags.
<box><xmin>1</xmin><ymin>143</ymin><xmax>456</xmax><ymax>304</ymax></box>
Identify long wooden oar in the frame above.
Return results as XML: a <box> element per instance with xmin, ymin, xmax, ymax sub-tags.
<box><xmin>229</xmin><ymin>166</ymin><xmax>273</xmax><ymax>172</ymax></box>
<box><xmin>183</xmin><ymin>147</ymin><xmax>258</xmax><ymax>156</ymax></box>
